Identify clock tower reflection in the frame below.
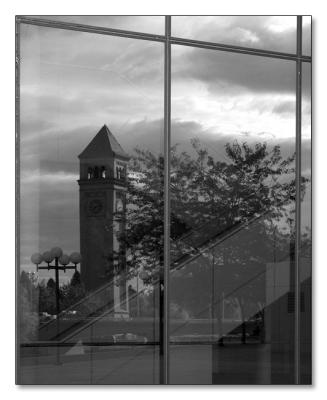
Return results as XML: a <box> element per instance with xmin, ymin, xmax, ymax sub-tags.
<box><xmin>78</xmin><ymin>124</ymin><xmax>129</xmax><ymax>316</ymax></box>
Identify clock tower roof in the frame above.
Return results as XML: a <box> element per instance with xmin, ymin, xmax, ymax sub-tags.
<box><xmin>79</xmin><ymin>124</ymin><xmax>129</xmax><ymax>160</ymax></box>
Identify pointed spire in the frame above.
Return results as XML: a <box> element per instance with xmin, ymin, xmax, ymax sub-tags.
<box><xmin>79</xmin><ymin>125</ymin><xmax>129</xmax><ymax>160</ymax></box>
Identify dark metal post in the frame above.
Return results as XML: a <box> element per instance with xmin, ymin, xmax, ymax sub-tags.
<box><xmin>55</xmin><ymin>257</ymin><xmax>60</xmax><ymax>318</ymax></box>
<box><xmin>211</xmin><ymin>252</ymin><xmax>215</xmax><ymax>339</ymax></box>
<box><xmin>54</xmin><ymin>257</ymin><xmax>61</xmax><ymax>365</ymax></box>
<box><xmin>136</xmin><ymin>273</ymin><xmax>140</xmax><ymax>317</ymax></box>
<box><xmin>295</xmin><ymin>15</ymin><xmax>303</xmax><ymax>385</ymax></box>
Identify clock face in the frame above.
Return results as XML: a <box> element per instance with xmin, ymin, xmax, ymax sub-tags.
<box><xmin>88</xmin><ymin>199</ymin><xmax>104</xmax><ymax>215</ymax></box>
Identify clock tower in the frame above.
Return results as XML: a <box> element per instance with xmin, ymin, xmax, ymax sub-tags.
<box><xmin>78</xmin><ymin>124</ymin><xmax>129</xmax><ymax>316</ymax></box>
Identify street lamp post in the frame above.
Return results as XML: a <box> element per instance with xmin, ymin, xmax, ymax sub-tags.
<box><xmin>31</xmin><ymin>247</ymin><xmax>82</xmax><ymax>364</ymax></box>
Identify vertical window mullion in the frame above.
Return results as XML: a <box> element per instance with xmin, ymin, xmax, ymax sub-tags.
<box><xmin>295</xmin><ymin>14</ymin><xmax>303</xmax><ymax>385</ymax></box>
<box><xmin>162</xmin><ymin>15</ymin><xmax>171</xmax><ymax>385</ymax></box>
<box><xmin>15</xmin><ymin>18</ymin><xmax>21</xmax><ymax>385</ymax></box>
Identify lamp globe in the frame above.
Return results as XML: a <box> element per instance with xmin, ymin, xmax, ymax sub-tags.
<box><xmin>31</xmin><ymin>253</ymin><xmax>43</xmax><ymax>265</ymax></box>
<box><xmin>59</xmin><ymin>254</ymin><xmax>70</xmax><ymax>266</ymax></box>
<box><xmin>70</xmin><ymin>252</ymin><xmax>82</xmax><ymax>265</ymax></box>
<box><xmin>50</xmin><ymin>247</ymin><xmax>63</xmax><ymax>259</ymax></box>
<box><xmin>43</xmin><ymin>251</ymin><xmax>54</xmax><ymax>264</ymax></box>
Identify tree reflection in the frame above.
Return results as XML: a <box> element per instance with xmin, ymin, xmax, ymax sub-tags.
<box><xmin>117</xmin><ymin>139</ymin><xmax>309</xmax><ymax>329</ymax></box>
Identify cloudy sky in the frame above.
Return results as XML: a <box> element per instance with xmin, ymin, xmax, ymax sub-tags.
<box><xmin>19</xmin><ymin>16</ymin><xmax>311</xmax><ymax>281</ymax></box>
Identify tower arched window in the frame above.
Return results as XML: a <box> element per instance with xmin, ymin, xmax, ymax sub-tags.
<box><xmin>116</xmin><ymin>166</ymin><xmax>126</xmax><ymax>180</ymax></box>
<box><xmin>94</xmin><ymin>166</ymin><xmax>99</xmax><ymax>179</ymax></box>
<box><xmin>121</xmin><ymin>166</ymin><xmax>126</xmax><ymax>180</ymax></box>
<box><xmin>101</xmin><ymin>166</ymin><xmax>106</xmax><ymax>178</ymax></box>
<box><xmin>87</xmin><ymin>167</ymin><xmax>93</xmax><ymax>180</ymax></box>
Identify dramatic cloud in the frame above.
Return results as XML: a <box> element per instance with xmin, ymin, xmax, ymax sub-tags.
<box><xmin>173</xmin><ymin>46</ymin><xmax>297</xmax><ymax>95</ymax></box>
<box><xmin>172</xmin><ymin>16</ymin><xmax>297</xmax><ymax>52</ymax></box>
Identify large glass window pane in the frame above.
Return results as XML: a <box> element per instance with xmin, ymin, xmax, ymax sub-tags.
<box><xmin>300</xmin><ymin>61</ymin><xmax>312</xmax><ymax>383</ymax></box>
<box><xmin>18</xmin><ymin>23</ymin><xmax>164</xmax><ymax>384</ymax></box>
<box><xmin>170</xmin><ymin>45</ymin><xmax>297</xmax><ymax>384</ymax></box>
<box><xmin>172</xmin><ymin>16</ymin><xmax>297</xmax><ymax>53</ymax></box>
<box><xmin>25</xmin><ymin>15</ymin><xmax>164</xmax><ymax>35</ymax></box>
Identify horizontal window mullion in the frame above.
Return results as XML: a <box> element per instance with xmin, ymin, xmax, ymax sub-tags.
<box><xmin>170</xmin><ymin>36</ymin><xmax>312</xmax><ymax>62</ymax></box>
<box><xmin>16</xmin><ymin>16</ymin><xmax>166</xmax><ymax>43</ymax></box>
<box><xmin>17</xmin><ymin>16</ymin><xmax>312</xmax><ymax>63</ymax></box>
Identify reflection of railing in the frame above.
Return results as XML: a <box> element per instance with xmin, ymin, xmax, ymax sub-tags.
<box><xmin>38</xmin><ymin>212</ymin><xmax>264</xmax><ymax>341</ymax></box>
<box><xmin>172</xmin><ymin>210</ymin><xmax>272</xmax><ymax>269</ymax></box>
<box><xmin>37</xmin><ymin>260</ymin><xmax>266</xmax><ymax>345</ymax></box>
<box><xmin>35</xmin><ymin>204</ymin><xmax>290</xmax><ymax>348</ymax></box>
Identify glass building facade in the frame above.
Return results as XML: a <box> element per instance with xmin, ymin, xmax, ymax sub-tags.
<box><xmin>16</xmin><ymin>15</ymin><xmax>312</xmax><ymax>385</ymax></box>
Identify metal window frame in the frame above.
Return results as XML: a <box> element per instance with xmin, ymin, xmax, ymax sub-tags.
<box><xmin>163</xmin><ymin>15</ymin><xmax>171</xmax><ymax>385</ymax></box>
<box><xmin>15</xmin><ymin>14</ymin><xmax>312</xmax><ymax>385</ymax></box>
<box><xmin>15</xmin><ymin>18</ymin><xmax>21</xmax><ymax>386</ymax></box>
